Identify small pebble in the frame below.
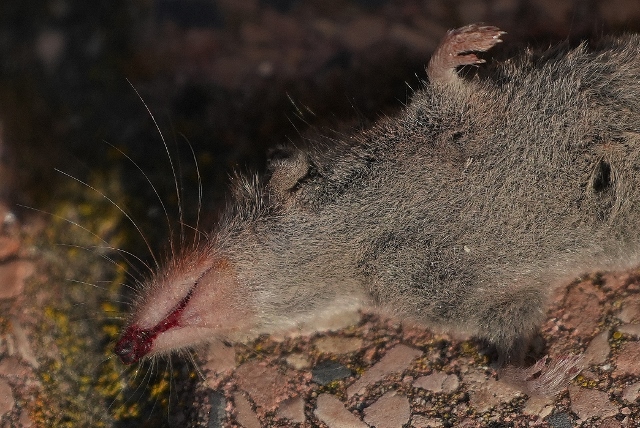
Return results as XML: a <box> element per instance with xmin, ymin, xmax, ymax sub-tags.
<box><xmin>315</xmin><ymin>393</ymin><xmax>367</xmax><ymax>428</ymax></box>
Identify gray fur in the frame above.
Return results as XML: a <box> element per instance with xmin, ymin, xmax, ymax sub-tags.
<box><xmin>119</xmin><ymin>25</ymin><xmax>640</xmax><ymax>363</ymax></box>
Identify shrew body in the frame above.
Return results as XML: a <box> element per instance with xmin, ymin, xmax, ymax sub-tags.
<box><xmin>116</xmin><ymin>24</ymin><xmax>640</xmax><ymax>364</ymax></box>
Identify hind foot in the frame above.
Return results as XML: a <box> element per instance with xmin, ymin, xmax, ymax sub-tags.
<box><xmin>427</xmin><ymin>23</ymin><xmax>505</xmax><ymax>85</ymax></box>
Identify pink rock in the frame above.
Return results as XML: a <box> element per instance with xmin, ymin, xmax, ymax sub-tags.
<box><xmin>468</xmin><ymin>379</ymin><xmax>522</xmax><ymax>413</ymax></box>
<box><xmin>413</xmin><ymin>371</ymin><xmax>459</xmax><ymax>393</ymax></box>
<box><xmin>622</xmin><ymin>381</ymin><xmax>640</xmax><ymax>403</ymax></box>
<box><xmin>315</xmin><ymin>336</ymin><xmax>363</xmax><ymax>354</ymax></box>
<box><xmin>522</xmin><ymin>395</ymin><xmax>553</xmax><ymax>418</ymax></box>
<box><xmin>0</xmin><ymin>261</ymin><xmax>34</xmax><ymax>299</ymax></box>
<box><xmin>315</xmin><ymin>394</ymin><xmax>367</xmax><ymax>428</ymax></box>
<box><xmin>11</xmin><ymin>318</ymin><xmax>39</xmax><ymax>368</ymax></box>
<box><xmin>411</xmin><ymin>414</ymin><xmax>444</xmax><ymax>427</ymax></box>
<box><xmin>285</xmin><ymin>353</ymin><xmax>311</xmax><ymax>370</ymax></box>
<box><xmin>204</xmin><ymin>341</ymin><xmax>236</xmax><ymax>380</ymax></box>
<box><xmin>0</xmin><ymin>357</ymin><xmax>25</xmax><ymax>378</ymax></box>
<box><xmin>235</xmin><ymin>360</ymin><xmax>288</xmax><ymax>409</ymax></box>
<box><xmin>599</xmin><ymin>417</ymin><xmax>623</xmax><ymax>428</ymax></box>
<box><xmin>0</xmin><ymin>236</ymin><xmax>19</xmax><ymax>261</ymax></box>
<box><xmin>616</xmin><ymin>324</ymin><xmax>640</xmax><ymax>338</ymax></box>
<box><xmin>0</xmin><ymin>377</ymin><xmax>14</xmax><ymax>416</ymax></box>
<box><xmin>363</xmin><ymin>391</ymin><xmax>410</xmax><ymax>428</ymax></box>
<box><xmin>569</xmin><ymin>386</ymin><xmax>618</xmax><ymax>421</ymax></box>
<box><xmin>233</xmin><ymin>392</ymin><xmax>260</xmax><ymax>428</ymax></box>
<box><xmin>584</xmin><ymin>331</ymin><xmax>610</xmax><ymax>365</ymax></box>
<box><xmin>614</xmin><ymin>341</ymin><xmax>640</xmax><ymax>377</ymax></box>
<box><xmin>562</xmin><ymin>282</ymin><xmax>604</xmax><ymax>336</ymax></box>
<box><xmin>347</xmin><ymin>344</ymin><xmax>422</xmax><ymax>397</ymax></box>
<box><xmin>617</xmin><ymin>298</ymin><xmax>640</xmax><ymax>323</ymax></box>
<box><xmin>277</xmin><ymin>396</ymin><xmax>305</xmax><ymax>424</ymax></box>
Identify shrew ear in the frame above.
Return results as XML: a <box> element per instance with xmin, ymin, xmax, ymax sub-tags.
<box><xmin>266</xmin><ymin>146</ymin><xmax>316</xmax><ymax>201</ymax></box>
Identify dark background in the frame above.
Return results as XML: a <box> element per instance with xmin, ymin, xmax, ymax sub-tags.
<box><xmin>2</xmin><ymin>0</ymin><xmax>640</xmax><ymax>241</ymax></box>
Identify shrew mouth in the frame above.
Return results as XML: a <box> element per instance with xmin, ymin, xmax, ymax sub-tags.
<box><xmin>115</xmin><ymin>287</ymin><xmax>194</xmax><ymax>365</ymax></box>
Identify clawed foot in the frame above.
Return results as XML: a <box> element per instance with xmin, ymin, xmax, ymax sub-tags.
<box><xmin>427</xmin><ymin>24</ymin><xmax>506</xmax><ymax>85</ymax></box>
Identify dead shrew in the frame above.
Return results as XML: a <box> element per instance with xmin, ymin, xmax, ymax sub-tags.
<box><xmin>114</xmin><ymin>24</ymin><xmax>640</xmax><ymax>365</ymax></box>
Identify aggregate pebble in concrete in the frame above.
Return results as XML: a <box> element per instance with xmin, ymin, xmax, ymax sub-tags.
<box><xmin>522</xmin><ymin>394</ymin><xmax>554</xmax><ymax>418</ymax></box>
<box><xmin>546</xmin><ymin>412</ymin><xmax>573</xmax><ymax>428</ymax></box>
<box><xmin>569</xmin><ymin>386</ymin><xmax>618</xmax><ymax>421</ymax></box>
<box><xmin>312</xmin><ymin>360</ymin><xmax>352</xmax><ymax>385</ymax></box>
<box><xmin>208</xmin><ymin>390</ymin><xmax>226</xmax><ymax>428</ymax></box>
<box><xmin>204</xmin><ymin>342</ymin><xmax>236</xmax><ymax>380</ymax></box>
<box><xmin>363</xmin><ymin>391</ymin><xmax>410</xmax><ymax>428</ymax></box>
<box><xmin>413</xmin><ymin>371</ymin><xmax>459</xmax><ymax>393</ymax></box>
<box><xmin>467</xmin><ymin>377</ymin><xmax>523</xmax><ymax>413</ymax></box>
<box><xmin>613</xmin><ymin>341</ymin><xmax>640</xmax><ymax>377</ymax></box>
<box><xmin>584</xmin><ymin>330</ymin><xmax>610</xmax><ymax>365</ymax></box>
<box><xmin>0</xmin><ymin>260</ymin><xmax>34</xmax><ymax>299</ymax></box>
<box><xmin>411</xmin><ymin>414</ymin><xmax>444</xmax><ymax>427</ymax></box>
<box><xmin>276</xmin><ymin>396</ymin><xmax>306</xmax><ymax>424</ymax></box>
<box><xmin>617</xmin><ymin>299</ymin><xmax>640</xmax><ymax>323</ymax></box>
<box><xmin>347</xmin><ymin>344</ymin><xmax>422</xmax><ymax>397</ymax></box>
<box><xmin>234</xmin><ymin>392</ymin><xmax>261</xmax><ymax>428</ymax></box>
<box><xmin>616</xmin><ymin>323</ymin><xmax>640</xmax><ymax>337</ymax></box>
<box><xmin>622</xmin><ymin>381</ymin><xmax>640</xmax><ymax>403</ymax></box>
<box><xmin>314</xmin><ymin>336</ymin><xmax>363</xmax><ymax>354</ymax></box>
<box><xmin>285</xmin><ymin>353</ymin><xmax>311</xmax><ymax>370</ymax></box>
<box><xmin>235</xmin><ymin>360</ymin><xmax>288</xmax><ymax>409</ymax></box>
<box><xmin>0</xmin><ymin>377</ymin><xmax>14</xmax><ymax>416</ymax></box>
<box><xmin>0</xmin><ymin>236</ymin><xmax>19</xmax><ymax>261</ymax></box>
<box><xmin>315</xmin><ymin>393</ymin><xmax>368</xmax><ymax>428</ymax></box>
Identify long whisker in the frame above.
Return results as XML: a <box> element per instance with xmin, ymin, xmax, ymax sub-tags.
<box><xmin>186</xmin><ymin>349</ymin><xmax>206</xmax><ymax>381</ymax></box>
<box><xmin>181</xmin><ymin>134</ymin><xmax>203</xmax><ymax>247</ymax></box>
<box><xmin>127</xmin><ymin>80</ymin><xmax>181</xmax><ymax>261</ymax></box>
<box><xmin>102</xmin><ymin>140</ymin><xmax>174</xmax><ymax>254</ymax></box>
<box><xmin>56</xmin><ymin>243</ymin><xmax>150</xmax><ymax>280</ymax></box>
<box><xmin>177</xmin><ymin>221</ymin><xmax>208</xmax><ymax>241</ymax></box>
<box><xmin>53</xmin><ymin>169</ymin><xmax>160</xmax><ymax>269</ymax></box>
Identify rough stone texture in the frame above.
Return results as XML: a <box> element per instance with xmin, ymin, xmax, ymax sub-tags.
<box><xmin>562</xmin><ymin>282</ymin><xmax>603</xmax><ymax>336</ymax></box>
<box><xmin>314</xmin><ymin>336</ymin><xmax>363</xmax><ymax>354</ymax></box>
<box><xmin>0</xmin><ymin>236</ymin><xmax>19</xmax><ymax>261</ymax></box>
<box><xmin>347</xmin><ymin>344</ymin><xmax>422</xmax><ymax>397</ymax></box>
<box><xmin>363</xmin><ymin>391</ymin><xmax>410</xmax><ymax>428</ymax></box>
<box><xmin>10</xmin><ymin>318</ymin><xmax>39</xmax><ymax>369</ymax></box>
<box><xmin>204</xmin><ymin>342</ymin><xmax>236</xmax><ymax>384</ymax></box>
<box><xmin>569</xmin><ymin>386</ymin><xmax>618</xmax><ymax>421</ymax></box>
<box><xmin>622</xmin><ymin>382</ymin><xmax>640</xmax><ymax>403</ymax></box>
<box><xmin>285</xmin><ymin>353</ymin><xmax>311</xmax><ymax>370</ymax></box>
<box><xmin>0</xmin><ymin>377</ymin><xmax>14</xmax><ymax>416</ymax></box>
<box><xmin>546</xmin><ymin>412</ymin><xmax>573</xmax><ymax>428</ymax></box>
<box><xmin>617</xmin><ymin>299</ymin><xmax>640</xmax><ymax>323</ymax></box>
<box><xmin>584</xmin><ymin>330</ymin><xmax>610</xmax><ymax>365</ymax></box>
<box><xmin>234</xmin><ymin>392</ymin><xmax>261</xmax><ymax>428</ymax></box>
<box><xmin>276</xmin><ymin>396</ymin><xmax>306</xmax><ymax>424</ymax></box>
<box><xmin>468</xmin><ymin>378</ymin><xmax>523</xmax><ymax>413</ymax></box>
<box><xmin>314</xmin><ymin>393</ymin><xmax>368</xmax><ymax>428</ymax></box>
<box><xmin>411</xmin><ymin>415</ymin><xmax>444</xmax><ymax>427</ymax></box>
<box><xmin>614</xmin><ymin>341</ymin><xmax>640</xmax><ymax>377</ymax></box>
<box><xmin>522</xmin><ymin>394</ymin><xmax>554</xmax><ymax>418</ymax></box>
<box><xmin>0</xmin><ymin>261</ymin><xmax>34</xmax><ymax>299</ymax></box>
<box><xmin>413</xmin><ymin>371</ymin><xmax>459</xmax><ymax>393</ymax></box>
<box><xmin>235</xmin><ymin>360</ymin><xmax>289</xmax><ymax>409</ymax></box>
<box><xmin>617</xmin><ymin>324</ymin><xmax>640</xmax><ymax>338</ymax></box>
<box><xmin>208</xmin><ymin>391</ymin><xmax>226</xmax><ymax>428</ymax></box>
<box><xmin>311</xmin><ymin>360</ymin><xmax>352</xmax><ymax>385</ymax></box>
